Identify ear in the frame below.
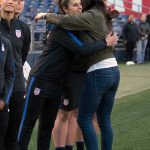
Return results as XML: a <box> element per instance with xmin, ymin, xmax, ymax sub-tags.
<box><xmin>63</xmin><ymin>7</ymin><xmax>68</xmax><ymax>14</ymax></box>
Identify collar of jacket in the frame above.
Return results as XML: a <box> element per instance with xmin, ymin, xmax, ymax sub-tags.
<box><xmin>0</xmin><ymin>17</ymin><xmax>16</xmax><ymax>29</ymax></box>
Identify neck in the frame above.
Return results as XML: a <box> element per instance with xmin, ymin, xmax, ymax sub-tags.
<box><xmin>1</xmin><ymin>10</ymin><xmax>14</xmax><ymax>22</ymax></box>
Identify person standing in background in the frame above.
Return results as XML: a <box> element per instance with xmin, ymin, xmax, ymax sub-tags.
<box><xmin>146</xmin><ymin>10</ymin><xmax>150</xmax><ymax>61</ymax></box>
<box><xmin>14</xmin><ymin>0</ymin><xmax>24</xmax><ymax>18</ymax></box>
<box><xmin>137</xmin><ymin>14</ymin><xmax>150</xmax><ymax>64</ymax></box>
<box><xmin>17</xmin><ymin>27</ymin><xmax>117</xmax><ymax>150</ymax></box>
<box><xmin>0</xmin><ymin>33</ymin><xmax>15</xmax><ymax>150</ymax></box>
<box><xmin>0</xmin><ymin>0</ymin><xmax>31</xmax><ymax>150</ymax></box>
<box><xmin>34</xmin><ymin>0</ymin><xmax>120</xmax><ymax>149</ymax></box>
<box><xmin>122</xmin><ymin>14</ymin><xmax>139</xmax><ymax>65</ymax></box>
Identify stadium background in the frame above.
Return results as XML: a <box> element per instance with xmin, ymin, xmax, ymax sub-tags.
<box><xmin>19</xmin><ymin>0</ymin><xmax>150</xmax><ymax>64</ymax></box>
<box><xmin>19</xmin><ymin>1</ymin><xmax>150</xmax><ymax>149</ymax></box>
<box><xmin>10</xmin><ymin>0</ymin><xmax>150</xmax><ymax>149</ymax></box>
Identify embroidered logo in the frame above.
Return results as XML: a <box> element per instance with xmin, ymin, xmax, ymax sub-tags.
<box><xmin>34</xmin><ymin>87</ymin><xmax>41</xmax><ymax>96</ymax></box>
<box><xmin>16</xmin><ymin>30</ymin><xmax>22</xmax><ymax>38</ymax></box>
<box><xmin>63</xmin><ymin>99</ymin><xmax>69</xmax><ymax>106</ymax></box>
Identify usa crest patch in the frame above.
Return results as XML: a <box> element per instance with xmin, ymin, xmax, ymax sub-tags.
<box><xmin>16</xmin><ymin>30</ymin><xmax>22</xmax><ymax>38</ymax></box>
<box><xmin>34</xmin><ymin>87</ymin><xmax>41</xmax><ymax>96</ymax></box>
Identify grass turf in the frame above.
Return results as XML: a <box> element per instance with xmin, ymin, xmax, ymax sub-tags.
<box><xmin>28</xmin><ymin>63</ymin><xmax>150</xmax><ymax>150</ymax></box>
<box><xmin>29</xmin><ymin>89</ymin><xmax>150</xmax><ymax>150</ymax></box>
<box><xmin>112</xmin><ymin>89</ymin><xmax>150</xmax><ymax>150</ymax></box>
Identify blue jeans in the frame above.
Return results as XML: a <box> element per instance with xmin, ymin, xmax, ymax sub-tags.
<box><xmin>77</xmin><ymin>67</ymin><xmax>120</xmax><ymax>150</ymax></box>
<box><xmin>137</xmin><ymin>39</ymin><xmax>148</xmax><ymax>63</ymax></box>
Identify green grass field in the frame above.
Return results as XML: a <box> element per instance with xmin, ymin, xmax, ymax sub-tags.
<box><xmin>112</xmin><ymin>90</ymin><xmax>150</xmax><ymax>150</ymax></box>
<box><xmin>28</xmin><ymin>63</ymin><xmax>150</xmax><ymax>150</ymax></box>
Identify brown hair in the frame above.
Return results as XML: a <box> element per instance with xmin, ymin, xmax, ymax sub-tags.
<box><xmin>58</xmin><ymin>0</ymin><xmax>70</xmax><ymax>14</ymax></box>
<box><xmin>58</xmin><ymin>0</ymin><xmax>83</xmax><ymax>14</ymax></box>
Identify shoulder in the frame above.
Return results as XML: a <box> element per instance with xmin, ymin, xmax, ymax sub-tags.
<box><xmin>142</xmin><ymin>22</ymin><xmax>149</xmax><ymax>27</ymax></box>
<box><xmin>47</xmin><ymin>27</ymin><xmax>64</xmax><ymax>39</ymax></box>
<box><xmin>0</xmin><ymin>34</ymin><xmax>11</xmax><ymax>46</ymax></box>
<box><xmin>0</xmin><ymin>34</ymin><xmax>12</xmax><ymax>53</ymax></box>
<box><xmin>16</xmin><ymin>19</ymin><xmax>27</xmax><ymax>26</ymax></box>
<box><xmin>87</xmin><ymin>6</ymin><xmax>98</xmax><ymax>14</ymax></box>
<box><xmin>87</xmin><ymin>6</ymin><xmax>104</xmax><ymax>19</ymax></box>
<box><xmin>69</xmin><ymin>7</ymin><xmax>99</xmax><ymax>21</ymax></box>
<box><xmin>48</xmin><ymin>27</ymin><xmax>68</xmax><ymax>42</ymax></box>
<box><xmin>15</xmin><ymin>19</ymin><xmax>30</xmax><ymax>31</ymax></box>
<box><xmin>51</xmin><ymin>26</ymin><xmax>65</xmax><ymax>34</ymax></box>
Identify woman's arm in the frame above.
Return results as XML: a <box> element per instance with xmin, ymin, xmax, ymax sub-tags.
<box><xmin>21</xmin><ymin>23</ymin><xmax>31</xmax><ymax>65</ymax></box>
<box><xmin>34</xmin><ymin>10</ymin><xmax>95</xmax><ymax>31</ymax></box>
<box><xmin>57</xmin><ymin>30</ymin><xmax>117</xmax><ymax>55</ymax></box>
<box><xmin>3</xmin><ymin>40</ymin><xmax>15</xmax><ymax>105</ymax></box>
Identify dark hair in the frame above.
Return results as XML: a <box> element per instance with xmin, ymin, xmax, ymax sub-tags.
<box><xmin>83</xmin><ymin>0</ymin><xmax>118</xmax><ymax>28</ymax></box>
<box><xmin>83</xmin><ymin>0</ymin><xmax>105</xmax><ymax>11</ymax></box>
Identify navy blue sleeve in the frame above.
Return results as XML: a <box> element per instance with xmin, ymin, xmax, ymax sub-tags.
<box><xmin>58</xmin><ymin>30</ymin><xmax>107</xmax><ymax>55</ymax></box>
<box><xmin>3</xmin><ymin>40</ymin><xmax>15</xmax><ymax>104</ymax></box>
<box><xmin>21</xmin><ymin>23</ymin><xmax>31</xmax><ymax>65</ymax></box>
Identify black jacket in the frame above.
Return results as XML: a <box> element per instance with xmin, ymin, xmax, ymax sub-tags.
<box><xmin>30</xmin><ymin>27</ymin><xmax>106</xmax><ymax>85</ymax></box>
<box><xmin>0</xmin><ymin>34</ymin><xmax>15</xmax><ymax>105</ymax></box>
<box><xmin>122</xmin><ymin>21</ymin><xmax>139</xmax><ymax>42</ymax></box>
<box><xmin>138</xmin><ymin>22</ymin><xmax>150</xmax><ymax>39</ymax></box>
<box><xmin>146</xmin><ymin>14</ymin><xmax>150</xmax><ymax>26</ymax></box>
<box><xmin>0</xmin><ymin>18</ymin><xmax>31</xmax><ymax>92</ymax></box>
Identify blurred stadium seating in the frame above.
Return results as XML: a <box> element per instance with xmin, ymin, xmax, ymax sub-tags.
<box><xmin>20</xmin><ymin>0</ymin><xmax>54</xmax><ymax>23</ymax></box>
<box><xmin>22</xmin><ymin>0</ymin><xmax>149</xmax><ymax>62</ymax></box>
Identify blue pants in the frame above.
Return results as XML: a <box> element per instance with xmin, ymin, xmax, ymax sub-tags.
<box><xmin>137</xmin><ymin>39</ymin><xmax>148</xmax><ymax>63</ymax></box>
<box><xmin>77</xmin><ymin>67</ymin><xmax>120</xmax><ymax>150</ymax></box>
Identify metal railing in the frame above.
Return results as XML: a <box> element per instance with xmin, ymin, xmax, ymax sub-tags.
<box><xmin>29</xmin><ymin>20</ymin><xmax>46</xmax><ymax>51</ymax></box>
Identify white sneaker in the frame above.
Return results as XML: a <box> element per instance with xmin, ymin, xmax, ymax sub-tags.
<box><xmin>130</xmin><ymin>61</ymin><xmax>135</xmax><ymax>65</ymax></box>
<box><xmin>126</xmin><ymin>61</ymin><xmax>131</xmax><ymax>65</ymax></box>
